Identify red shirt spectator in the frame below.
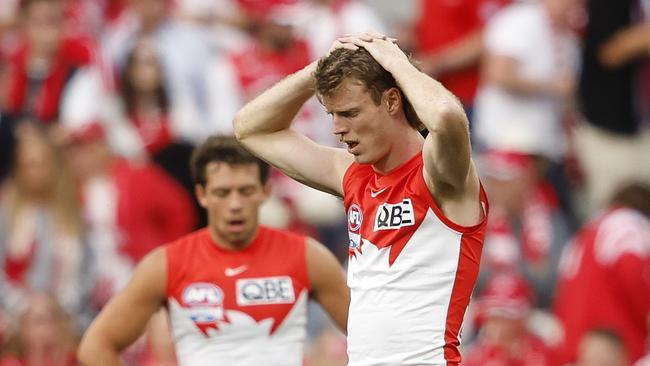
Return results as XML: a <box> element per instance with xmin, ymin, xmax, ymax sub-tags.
<box><xmin>3</xmin><ymin>36</ymin><xmax>94</xmax><ymax>123</ymax></box>
<box><xmin>553</xmin><ymin>187</ymin><xmax>650</xmax><ymax>364</ymax></box>
<box><xmin>414</xmin><ymin>0</ymin><xmax>508</xmax><ymax>105</ymax></box>
<box><xmin>464</xmin><ymin>272</ymin><xmax>552</xmax><ymax>366</ymax></box>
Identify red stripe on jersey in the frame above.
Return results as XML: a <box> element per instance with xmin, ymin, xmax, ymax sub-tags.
<box><xmin>443</xmin><ymin>186</ymin><xmax>489</xmax><ymax>364</ymax></box>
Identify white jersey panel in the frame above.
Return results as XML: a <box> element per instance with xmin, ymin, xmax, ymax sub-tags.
<box><xmin>169</xmin><ymin>290</ymin><xmax>308</xmax><ymax>366</ymax></box>
<box><xmin>347</xmin><ymin>209</ymin><xmax>463</xmax><ymax>366</ymax></box>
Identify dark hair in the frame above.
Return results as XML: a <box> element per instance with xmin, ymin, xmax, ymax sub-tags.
<box><xmin>190</xmin><ymin>136</ymin><xmax>269</xmax><ymax>186</ymax></box>
<box><xmin>609</xmin><ymin>182</ymin><xmax>650</xmax><ymax>217</ymax></box>
<box><xmin>314</xmin><ymin>47</ymin><xmax>424</xmax><ymax>131</ymax></box>
<box><xmin>120</xmin><ymin>45</ymin><xmax>169</xmax><ymax>114</ymax></box>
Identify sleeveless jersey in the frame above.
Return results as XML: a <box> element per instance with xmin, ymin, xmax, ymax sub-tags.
<box><xmin>165</xmin><ymin>226</ymin><xmax>310</xmax><ymax>366</ymax></box>
<box><xmin>343</xmin><ymin>152</ymin><xmax>489</xmax><ymax>366</ymax></box>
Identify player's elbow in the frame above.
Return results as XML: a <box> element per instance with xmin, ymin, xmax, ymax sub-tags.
<box><xmin>77</xmin><ymin>338</ymin><xmax>96</xmax><ymax>365</ymax></box>
<box><xmin>232</xmin><ymin>112</ymin><xmax>252</xmax><ymax>142</ymax></box>
<box><xmin>77</xmin><ymin>333</ymin><xmax>113</xmax><ymax>366</ymax></box>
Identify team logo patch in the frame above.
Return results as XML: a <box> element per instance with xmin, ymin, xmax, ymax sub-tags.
<box><xmin>348</xmin><ymin>204</ymin><xmax>363</xmax><ymax>232</ymax></box>
<box><xmin>236</xmin><ymin>276</ymin><xmax>295</xmax><ymax>306</ymax></box>
<box><xmin>182</xmin><ymin>283</ymin><xmax>225</xmax><ymax>324</ymax></box>
<box><xmin>374</xmin><ymin>198</ymin><xmax>415</xmax><ymax>231</ymax></box>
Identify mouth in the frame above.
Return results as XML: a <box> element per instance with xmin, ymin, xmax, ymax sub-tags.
<box><xmin>345</xmin><ymin>141</ymin><xmax>359</xmax><ymax>153</ymax></box>
<box><xmin>227</xmin><ymin>219</ymin><xmax>246</xmax><ymax>232</ymax></box>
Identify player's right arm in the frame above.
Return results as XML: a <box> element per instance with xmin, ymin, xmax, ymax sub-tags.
<box><xmin>78</xmin><ymin>247</ymin><xmax>167</xmax><ymax>366</ymax></box>
<box><xmin>233</xmin><ymin>61</ymin><xmax>353</xmax><ymax>197</ymax></box>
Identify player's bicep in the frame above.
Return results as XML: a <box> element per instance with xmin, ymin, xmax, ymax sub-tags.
<box><xmin>82</xmin><ymin>248</ymin><xmax>167</xmax><ymax>352</ymax></box>
<box><xmin>422</xmin><ymin>122</ymin><xmax>472</xmax><ymax>194</ymax></box>
<box><xmin>306</xmin><ymin>238</ymin><xmax>349</xmax><ymax>333</ymax></box>
<box><xmin>240</xmin><ymin>129</ymin><xmax>353</xmax><ymax>196</ymax></box>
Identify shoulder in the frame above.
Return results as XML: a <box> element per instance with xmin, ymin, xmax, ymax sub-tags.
<box><xmin>259</xmin><ymin>226</ymin><xmax>306</xmax><ymax>242</ymax></box>
<box><xmin>166</xmin><ymin>229</ymin><xmax>208</xmax><ymax>252</ymax></box>
<box><xmin>133</xmin><ymin>246</ymin><xmax>168</xmax><ymax>288</ymax></box>
<box><xmin>594</xmin><ymin>208</ymin><xmax>650</xmax><ymax>264</ymax></box>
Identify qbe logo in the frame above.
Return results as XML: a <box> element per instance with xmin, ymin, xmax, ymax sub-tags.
<box><xmin>373</xmin><ymin>198</ymin><xmax>415</xmax><ymax>231</ymax></box>
<box><xmin>236</xmin><ymin>276</ymin><xmax>295</xmax><ymax>306</ymax></box>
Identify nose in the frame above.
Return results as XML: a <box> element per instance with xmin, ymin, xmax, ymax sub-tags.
<box><xmin>332</xmin><ymin>116</ymin><xmax>348</xmax><ymax>139</ymax></box>
<box><xmin>228</xmin><ymin>192</ymin><xmax>243</xmax><ymax>211</ymax></box>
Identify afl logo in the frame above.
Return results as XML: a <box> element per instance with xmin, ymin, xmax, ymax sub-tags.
<box><xmin>348</xmin><ymin>204</ymin><xmax>363</xmax><ymax>232</ymax></box>
<box><xmin>182</xmin><ymin>283</ymin><xmax>224</xmax><ymax>307</ymax></box>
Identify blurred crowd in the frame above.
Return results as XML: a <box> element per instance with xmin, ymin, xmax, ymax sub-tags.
<box><xmin>0</xmin><ymin>0</ymin><xmax>648</xmax><ymax>365</ymax></box>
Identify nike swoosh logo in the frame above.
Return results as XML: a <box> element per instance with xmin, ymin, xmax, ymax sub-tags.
<box><xmin>370</xmin><ymin>187</ymin><xmax>389</xmax><ymax>198</ymax></box>
<box><xmin>225</xmin><ymin>265</ymin><xmax>248</xmax><ymax>277</ymax></box>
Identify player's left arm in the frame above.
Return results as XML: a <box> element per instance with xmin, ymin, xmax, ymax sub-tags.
<box><xmin>305</xmin><ymin>238</ymin><xmax>349</xmax><ymax>334</ymax></box>
<box><xmin>340</xmin><ymin>33</ymin><xmax>481</xmax><ymax>223</ymax></box>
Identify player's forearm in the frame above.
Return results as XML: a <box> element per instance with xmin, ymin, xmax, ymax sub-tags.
<box><xmin>233</xmin><ymin>61</ymin><xmax>318</xmax><ymax>140</ymax></box>
<box><xmin>389</xmin><ymin>58</ymin><xmax>468</xmax><ymax>137</ymax></box>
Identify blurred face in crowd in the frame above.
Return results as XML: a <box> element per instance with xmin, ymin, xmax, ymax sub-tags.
<box><xmin>20</xmin><ymin>294</ymin><xmax>74</xmax><ymax>354</ymax></box>
<box><xmin>25</xmin><ymin>0</ymin><xmax>64</xmax><ymax>55</ymax></box>
<box><xmin>196</xmin><ymin>163</ymin><xmax>270</xmax><ymax>248</ymax></box>
<box><xmin>257</xmin><ymin>20</ymin><xmax>295</xmax><ymax>51</ymax></box>
<box><xmin>480</xmin><ymin>316</ymin><xmax>527</xmax><ymax>348</ymax></box>
<box><xmin>65</xmin><ymin>138</ymin><xmax>111</xmax><ymax>182</ymax></box>
<box><xmin>576</xmin><ymin>332</ymin><xmax>629</xmax><ymax>366</ymax></box>
<box><xmin>14</xmin><ymin>133</ymin><xmax>56</xmax><ymax>198</ymax></box>
<box><xmin>130</xmin><ymin>0</ymin><xmax>167</xmax><ymax>29</ymax></box>
<box><xmin>129</xmin><ymin>40</ymin><xmax>163</xmax><ymax>93</ymax></box>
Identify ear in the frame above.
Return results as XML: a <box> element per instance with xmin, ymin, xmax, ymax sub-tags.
<box><xmin>383</xmin><ymin>87</ymin><xmax>402</xmax><ymax>116</ymax></box>
<box><xmin>195</xmin><ymin>184</ymin><xmax>208</xmax><ymax>208</ymax></box>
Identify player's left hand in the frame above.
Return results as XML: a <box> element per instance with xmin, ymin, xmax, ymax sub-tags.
<box><xmin>337</xmin><ymin>32</ymin><xmax>409</xmax><ymax>71</ymax></box>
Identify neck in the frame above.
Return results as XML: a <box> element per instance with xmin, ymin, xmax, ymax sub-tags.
<box><xmin>372</xmin><ymin>127</ymin><xmax>424</xmax><ymax>174</ymax></box>
<box><xmin>208</xmin><ymin>226</ymin><xmax>258</xmax><ymax>251</ymax></box>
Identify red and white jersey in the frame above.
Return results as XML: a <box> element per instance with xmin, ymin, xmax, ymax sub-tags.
<box><xmin>343</xmin><ymin>152</ymin><xmax>489</xmax><ymax>366</ymax></box>
<box><xmin>165</xmin><ymin>226</ymin><xmax>310</xmax><ymax>366</ymax></box>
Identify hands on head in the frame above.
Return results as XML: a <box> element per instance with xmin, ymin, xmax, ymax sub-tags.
<box><xmin>326</xmin><ymin>32</ymin><xmax>408</xmax><ymax>70</ymax></box>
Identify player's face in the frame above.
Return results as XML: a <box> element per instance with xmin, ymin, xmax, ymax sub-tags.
<box><xmin>324</xmin><ymin>78</ymin><xmax>394</xmax><ymax>166</ymax></box>
<box><xmin>196</xmin><ymin>162</ymin><xmax>269</xmax><ymax>248</ymax></box>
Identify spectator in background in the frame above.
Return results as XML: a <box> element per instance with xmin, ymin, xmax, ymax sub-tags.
<box><xmin>463</xmin><ymin>272</ymin><xmax>552</xmax><ymax>366</ymax></box>
<box><xmin>0</xmin><ymin>125</ymin><xmax>92</xmax><ymax>327</ymax></box>
<box><xmin>1</xmin><ymin>0</ymin><xmax>94</xmax><ymax>124</ymax></box>
<box><xmin>413</xmin><ymin>0</ymin><xmax>509</xmax><ymax>119</ymax></box>
<box><xmin>63</xmin><ymin>122</ymin><xmax>196</xmax><ymax>308</ymax></box>
<box><xmin>119</xmin><ymin>38</ymin><xmax>204</xmax><ymax>225</ymax></box>
<box><xmin>205</xmin><ymin>5</ymin><xmax>316</xmax><ymax>137</ymax></box>
<box><xmin>553</xmin><ymin>183</ymin><xmax>650</xmax><ymax>364</ymax></box>
<box><xmin>0</xmin><ymin>293</ymin><xmax>77</xmax><ymax>366</ymax></box>
<box><xmin>102</xmin><ymin>0</ymin><xmax>211</xmax><ymax>141</ymax></box>
<box><xmin>283</xmin><ymin>0</ymin><xmax>386</xmax><ymax>58</ymax></box>
<box><xmin>574</xmin><ymin>0</ymin><xmax>650</xmax><ymax>216</ymax></box>
<box><xmin>575</xmin><ymin>329</ymin><xmax>630</xmax><ymax>366</ymax></box>
<box><xmin>478</xmin><ymin>150</ymin><xmax>571</xmax><ymax>308</ymax></box>
<box><xmin>472</xmin><ymin>0</ymin><xmax>583</xmax><ymax>219</ymax></box>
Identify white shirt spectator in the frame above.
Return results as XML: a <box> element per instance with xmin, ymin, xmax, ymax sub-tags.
<box><xmin>473</xmin><ymin>2</ymin><xmax>580</xmax><ymax>160</ymax></box>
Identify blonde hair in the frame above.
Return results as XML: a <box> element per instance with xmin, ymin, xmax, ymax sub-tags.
<box><xmin>5</xmin><ymin>127</ymin><xmax>82</xmax><ymax>237</ymax></box>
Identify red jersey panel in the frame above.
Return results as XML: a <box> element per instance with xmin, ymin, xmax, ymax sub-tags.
<box><xmin>165</xmin><ymin>226</ymin><xmax>310</xmax><ymax>366</ymax></box>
